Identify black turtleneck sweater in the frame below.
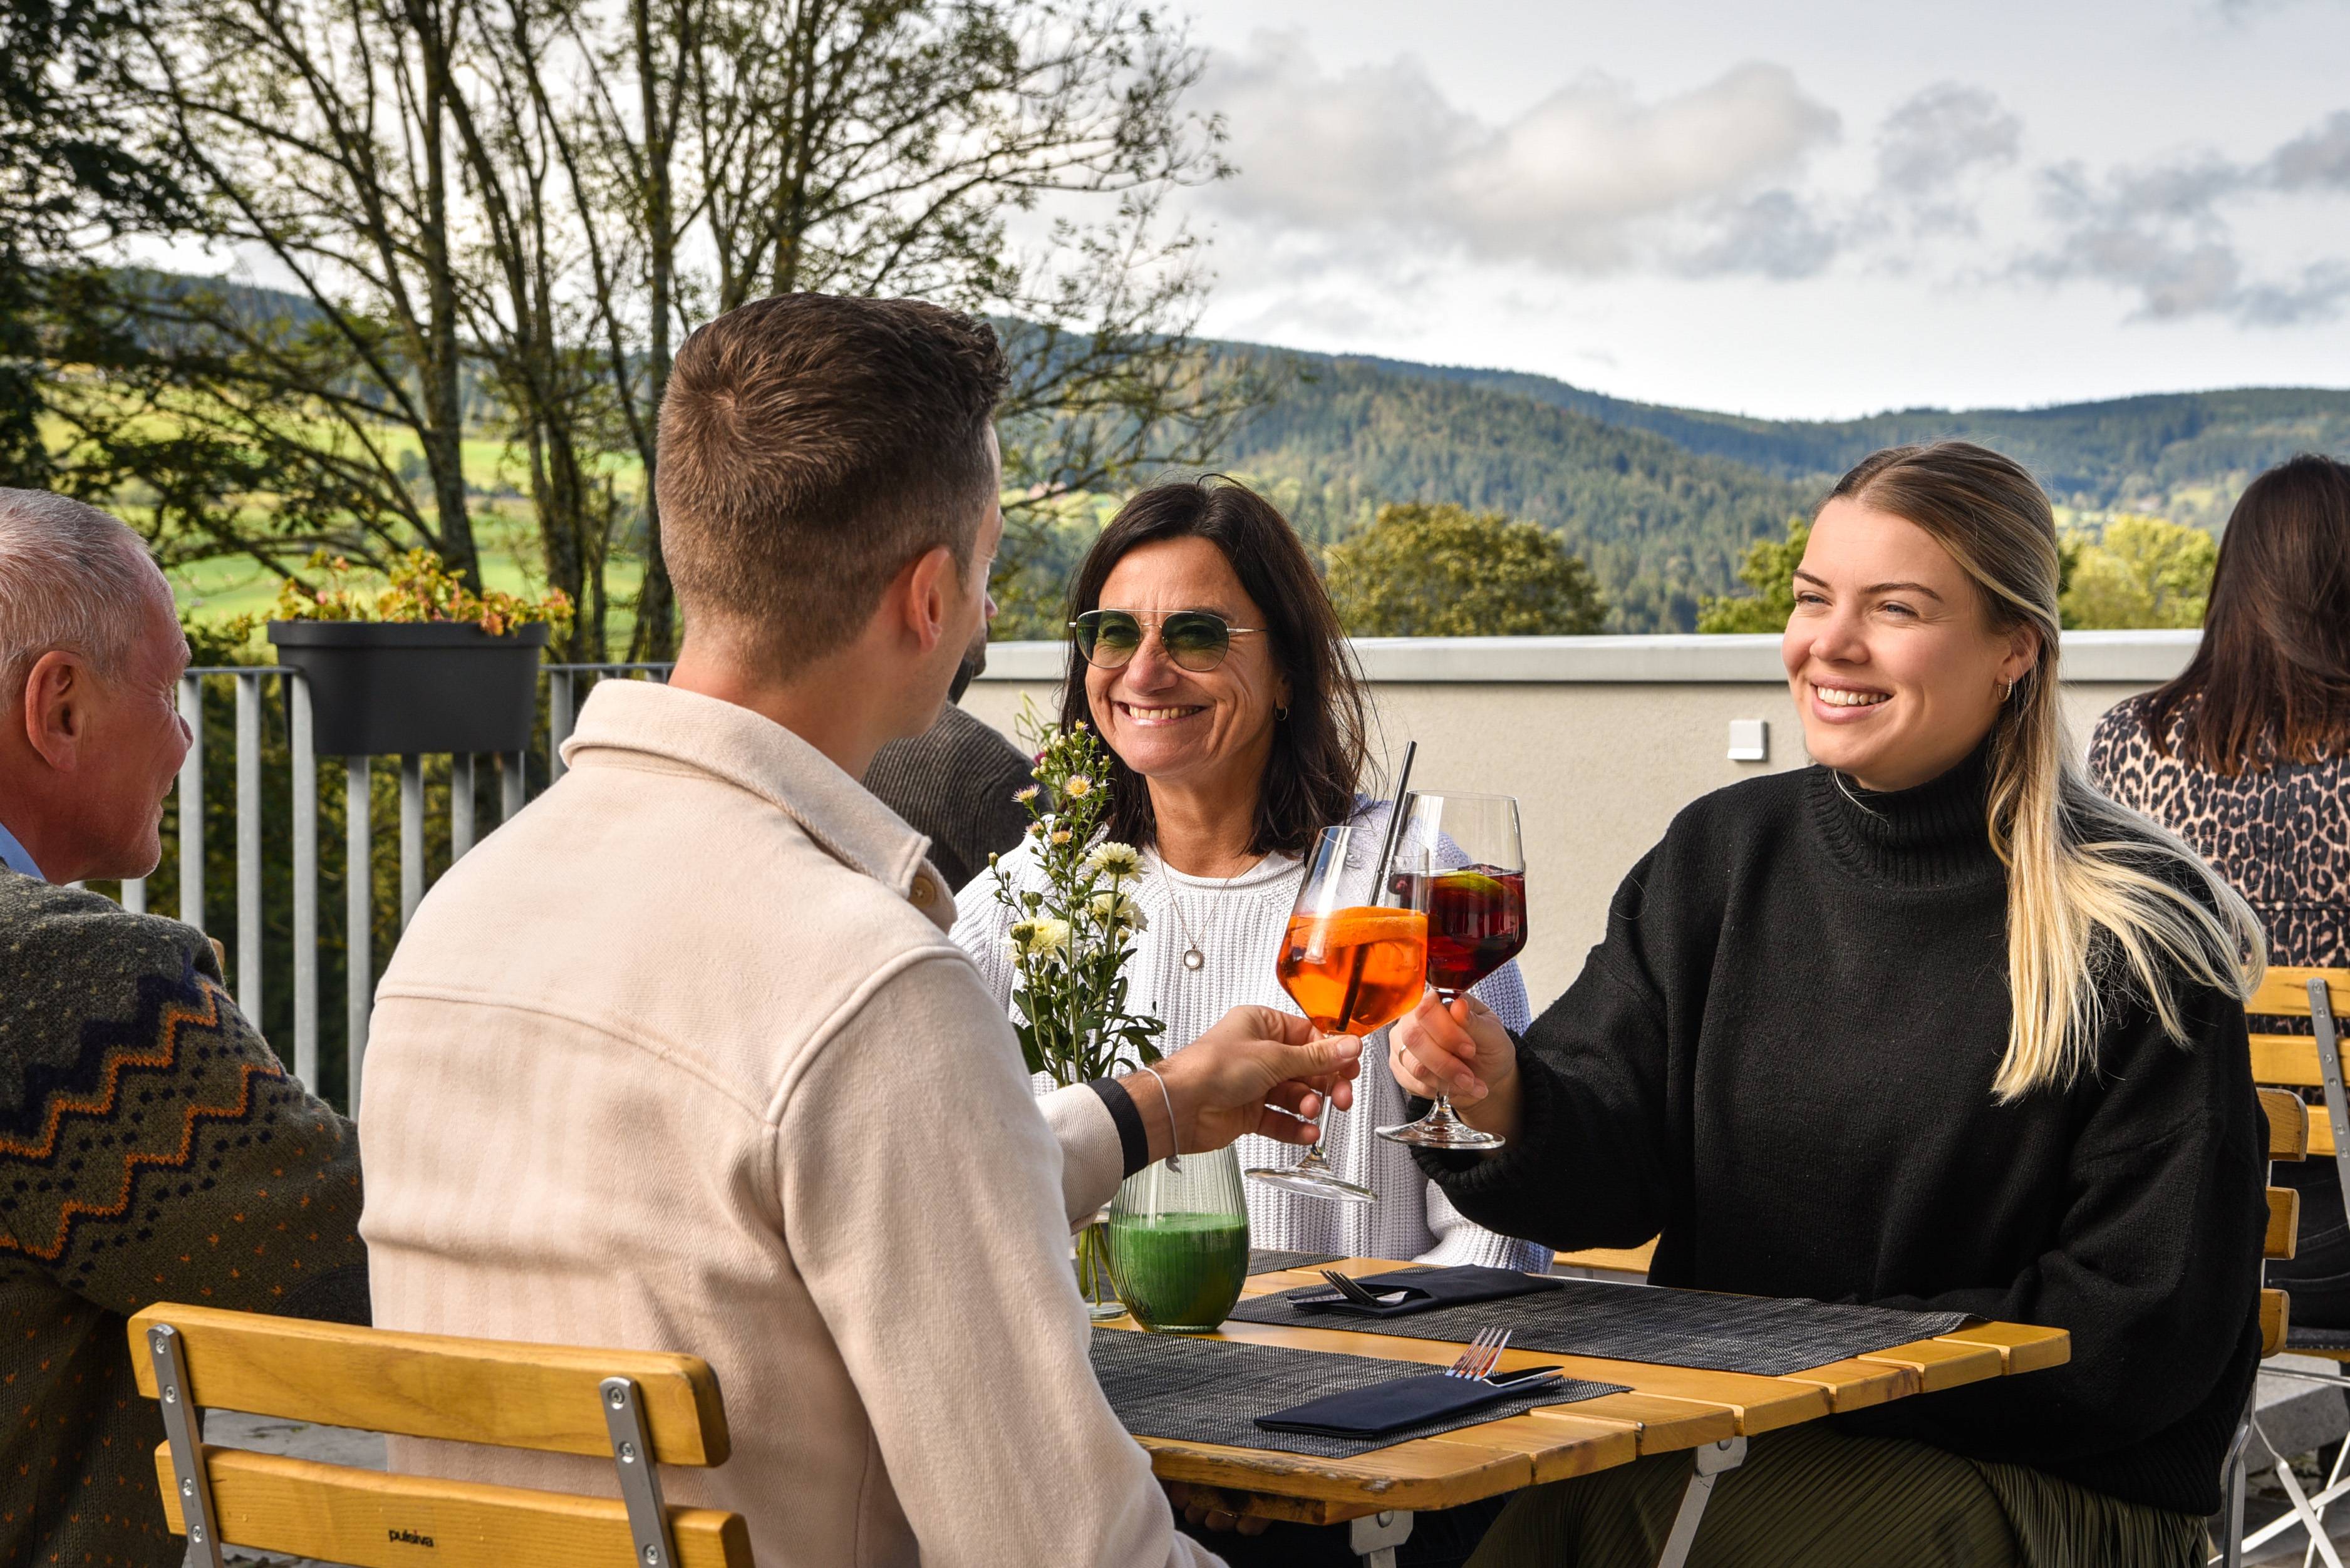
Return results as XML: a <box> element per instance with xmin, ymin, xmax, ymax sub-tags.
<box><xmin>1421</xmin><ymin>750</ymin><xmax>2265</xmax><ymax>1517</ymax></box>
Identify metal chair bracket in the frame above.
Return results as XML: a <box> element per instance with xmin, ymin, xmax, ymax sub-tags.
<box><xmin>2311</xmin><ymin>978</ymin><xmax>2350</xmax><ymax>1230</ymax></box>
<box><xmin>149</xmin><ymin>1324</ymin><xmax>226</xmax><ymax>1568</ymax></box>
<box><xmin>1349</xmin><ymin>1508</ymin><xmax>1414</xmax><ymax>1567</ymax></box>
<box><xmin>603</xmin><ymin>1376</ymin><xmax>679</xmax><ymax>1568</ymax></box>
<box><xmin>1659</xmin><ymin>1435</ymin><xmax>1748</xmax><ymax>1568</ymax></box>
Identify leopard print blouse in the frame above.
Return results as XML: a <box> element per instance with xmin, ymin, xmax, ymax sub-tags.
<box><xmin>2086</xmin><ymin>691</ymin><xmax>2349</xmax><ymax>973</ymax></box>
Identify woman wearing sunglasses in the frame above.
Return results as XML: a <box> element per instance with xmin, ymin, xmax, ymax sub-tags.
<box><xmin>955</xmin><ymin>477</ymin><xmax>1543</xmax><ymax>1276</ymax></box>
<box><xmin>951</xmin><ymin>479</ymin><xmax>1543</xmax><ymax>1564</ymax></box>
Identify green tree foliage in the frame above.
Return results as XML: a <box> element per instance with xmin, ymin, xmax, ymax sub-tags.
<box><xmin>60</xmin><ymin>0</ymin><xmax>1243</xmax><ymax>660</ymax></box>
<box><xmin>1324</xmin><ymin>502</ymin><xmax>1606</xmax><ymax>637</ymax></box>
<box><xmin>2059</xmin><ymin>515</ymin><xmax>2217</xmax><ymax>629</ymax></box>
<box><xmin>0</xmin><ymin>0</ymin><xmax>212</xmax><ymax>492</ymax></box>
<box><xmin>1695</xmin><ymin>517</ymin><xmax>1809</xmax><ymax>632</ymax></box>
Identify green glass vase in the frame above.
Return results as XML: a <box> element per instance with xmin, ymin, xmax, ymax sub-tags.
<box><xmin>1105</xmin><ymin>1146</ymin><xmax>1251</xmax><ymax>1333</ymax></box>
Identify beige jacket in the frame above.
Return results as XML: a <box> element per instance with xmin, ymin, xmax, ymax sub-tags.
<box><xmin>360</xmin><ymin>679</ymin><xmax>1218</xmax><ymax>1568</ymax></box>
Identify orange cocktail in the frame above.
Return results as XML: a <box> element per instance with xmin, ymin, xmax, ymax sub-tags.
<box><xmin>1276</xmin><ymin>905</ymin><xmax>1429</xmax><ymax>1036</ymax></box>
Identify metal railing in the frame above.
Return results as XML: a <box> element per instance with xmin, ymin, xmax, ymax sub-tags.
<box><xmin>111</xmin><ymin>661</ymin><xmax>673</xmax><ymax>1113</ymax></box>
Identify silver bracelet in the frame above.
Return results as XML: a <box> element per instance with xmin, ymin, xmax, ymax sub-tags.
<box><xmin>1139</xmin><ymin>1063</ymin><xmax>1181</xmax><ymax>1172</ymax></box>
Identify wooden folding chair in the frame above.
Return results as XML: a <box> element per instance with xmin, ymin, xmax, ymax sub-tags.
<box><xmin>2213</xmin><ymin>1085</ymin><xmax>2320</xmax><ymax>1566</ymax></box>
<box><xmin>2220</xmin><ymin>966</ymin><xmax>2350</xmax><ymax>1568</ymax></box>
<box><xmin>127</xmin><ymin>1301</ymin><xmax>752</xmax><ymax>1568</ymax></box>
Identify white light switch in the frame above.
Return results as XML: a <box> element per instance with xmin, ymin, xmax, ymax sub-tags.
<box><xmin>1727</xmin><ymin>719</ymin><xmax>1768</xmax><ymax>763</ymax></box>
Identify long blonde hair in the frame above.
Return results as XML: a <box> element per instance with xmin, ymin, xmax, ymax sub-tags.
<box><xmin>1828</xmin><ymin>443</ymin><xmax>2265</xmax><ymax>1098</ymax></box>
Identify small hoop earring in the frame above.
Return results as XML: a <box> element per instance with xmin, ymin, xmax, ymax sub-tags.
<box><xmin>1275</xmin><ymin>706</ymin><xmax>1290</xmax><ymax>722</ymax></box>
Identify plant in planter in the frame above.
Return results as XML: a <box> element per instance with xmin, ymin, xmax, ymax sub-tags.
<box><xmin>267</xmin><ymin>550</ymin><xmax>575</xmax><ymax>757</ymax></box>
<box><xmin>986</xmin><ymin>704</ymin><xmax>1171</xmax><ymax>1321</ymax></box>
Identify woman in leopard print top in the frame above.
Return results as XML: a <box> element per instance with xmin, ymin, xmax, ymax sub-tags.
<box><xmin>2088</xmin><ymin>700</ymin><xmax>2347</xmax><ymax>978</ymax></box>
<box><xmin>2088</xmin><ymin>451</ymin><xmax>2350</xmax><ymax>1324</ymax></box>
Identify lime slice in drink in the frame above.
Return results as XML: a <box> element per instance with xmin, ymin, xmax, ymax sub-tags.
<box><xmin>1441</xmin><ymin>870</ymin><xmax>1506</xmax><ymax>900</ymax></box>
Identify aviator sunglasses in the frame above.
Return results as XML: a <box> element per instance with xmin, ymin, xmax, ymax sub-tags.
<box><xmin>1070</xmin><ymin>609</ymin><xmax>1264</xmax><ymax>673</ymax></box>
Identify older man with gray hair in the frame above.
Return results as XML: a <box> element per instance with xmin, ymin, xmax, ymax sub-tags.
<box><xmin>0</xmin><ymin>490</ymin><xmax>367</xmax><ymax>1568</ymax></box>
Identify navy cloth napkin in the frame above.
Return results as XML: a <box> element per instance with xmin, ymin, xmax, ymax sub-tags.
<box><xmin>1256</xmin><ymin>1369</ymin><xmax>1554</xmax><ymax>1438</ymax></box>
<box><xmin>1284</xmin><ymin>1264</ymin><xmax>1565</xmax><ymax>1319</ymax></box>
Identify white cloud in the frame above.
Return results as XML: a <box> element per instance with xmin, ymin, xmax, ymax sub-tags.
<box><xmin>2022</xmin><ymin>110</ymin><xmax>2350</xmax><ymax>325</ymax></box>
<box><xmin>1871</xmin><ymin>83</ymin><xmax>2022</xmax><ymax>235</ymax></box>
<box><xmin>2269</xmin><ymin>110</ymin><xmax>2350</xmax><ymax>190</ymax></box>
<box><xmin>1673</xmin><ymin>190</ymin><xmax>1839</xmax><ymax>280</ymax></box>
<box><xmin>1196</xmin><ymin>36</ymin><xmax>1841</xmax><ymax>274</ymax></box>
<box><xmin>1179</xmin><ymin>23</ymin><xmax>2350</xmax><ymax>405</ymax></box>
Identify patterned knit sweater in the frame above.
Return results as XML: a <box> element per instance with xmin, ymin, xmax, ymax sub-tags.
<box><xmin>0</xmin><ymin>872</ymin><xmax>366</xmax><ymax>1568</ymax></box>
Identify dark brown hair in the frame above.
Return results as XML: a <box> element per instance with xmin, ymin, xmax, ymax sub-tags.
<box><xmin>2141</xmin><ymin>453</ymin><xmax>2350</xmax><ymax>775</ymax></box>
<box><xmin>656</xmin><ymin>293</ymin><xmax>1007</xmax><ymax>675</ymax></box>
<box><xmin>1062</xmin><ymin>478</ymin><xmax>1369</xmax><ymax>857</ymax></box>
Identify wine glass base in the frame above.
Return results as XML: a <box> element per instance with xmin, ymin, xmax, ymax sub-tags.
<box><xmin>1087</xmin><ymin>1300</ymin><xmax>1130</xmax><ymax>1323</ymax></box>
<box><xmin>1244</xmin><ymin>1165</ymin><xmax>1379</xmax><ymax>1205</ymax></box>
<box><xmin>1376</xmin><ymin>1117</ymin><xmax>1506</xmax><ymax>1151</ymax></box>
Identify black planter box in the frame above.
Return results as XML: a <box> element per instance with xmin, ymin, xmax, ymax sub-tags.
<box><xmin>268</xmin><ymin>621</ymin><xmax>551</xmax><ymax>756</ymax></box>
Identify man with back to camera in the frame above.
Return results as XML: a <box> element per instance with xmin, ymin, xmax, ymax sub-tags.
<box><xmin>0</xmin><ymin>489</ymin><xmax>367</xmax><ymax>1567</ymax></box>
<box><xmin>357</xmin><ymin>293</ymin><xmax>1362</xmax><ymax>1565</ymax></box>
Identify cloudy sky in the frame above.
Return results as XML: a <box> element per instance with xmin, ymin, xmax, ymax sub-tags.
<box><xmin>1162</xmin><ymin>0</ymin><xmax>2350</xmax><ymax>418</ymax></box>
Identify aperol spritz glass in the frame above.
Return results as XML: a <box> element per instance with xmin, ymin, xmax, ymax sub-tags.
<box><xmin>1246</xmin><ymin>825</ymin><xmax>1428</xmax><ymax>1205</ymax></box>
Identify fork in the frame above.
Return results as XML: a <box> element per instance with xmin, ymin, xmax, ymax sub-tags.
<box><xmin>1318</xmin><ymin>1269</ymin><xmax>1411</xmax><ymax>1308</ymax></box>
<box><xmin>1444</xmin><ymin>1328</ymin><xmax>1511</xmax><ymax>1380</ymax></box>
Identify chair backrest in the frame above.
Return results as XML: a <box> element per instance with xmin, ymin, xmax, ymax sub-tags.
<box><xmin>2245</xmin><ymin>968</ymin><xmax>2350</xmax><ymax>1361</ymax></box>
<box><xmin>2257</xmin><ymin>1086</ymin><xmax>2307</xmax><ymax>1357</ymax></box>
<box><xmin>128</xmin><ymin>1302</ymin><xmax>751</xmax><ymax>1568</ymax></box>
<box><xmin>2247</xmin><ymin>968</ymin><xmax>2350</xmax><ymax>1156</ymax></box>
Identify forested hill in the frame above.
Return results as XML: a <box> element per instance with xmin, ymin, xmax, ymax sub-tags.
<box><xmin>1214</xmin><ymin>341</ymin><xmax>2350</xmax><ymax>630</ymax></box>
<box><xmin>1255</xmin><ymin>348</ymin><xmax>2350</xmax><ymax>521</ymax></box>
<box><xmin>1213</xmin><ymin>354</ymin><xmax>1816</xmax><ymax>634</ymax></box>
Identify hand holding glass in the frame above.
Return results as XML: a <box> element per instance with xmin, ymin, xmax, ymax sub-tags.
<box><xmin>1377</xmin><ymin>793</ymin><xmax>1526</xmax><ymax>1150</ymax></box>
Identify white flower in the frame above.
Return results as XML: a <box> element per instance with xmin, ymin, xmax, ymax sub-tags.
<box><xmin>1088</xmin><ymin>891</ymin><xmax>1147</xmax><ymax>932</ymax></box>
<box><xmin>1007</xmin><ymin>916</ymin><xmax>1072</xmax><ymax>958</ymax></box>
<box><xmin>1082</xmin><ymin>842</ymin><xmax>1142</xmax><ymax>882</ymax></box>
<box><xmin>1063</xmin><ymin>773</ymin><xmax>1094</xmax><ymax>799</ymax></box>
<box><xmin>1015</xmin><ymin>784</ymin><xmax>1040</xmax><ymax>805</ymax></box>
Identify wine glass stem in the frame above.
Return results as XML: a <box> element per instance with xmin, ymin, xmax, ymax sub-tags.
<box><xmin>1301</xmin><ymin>1021</ymin><xmax>1349</xmax><ymax>1167</ymax></box>
<box><xmin>1430</xmin><ymin>990</ymin><xmax>1465</xmax><ymax>1122</ymax></box>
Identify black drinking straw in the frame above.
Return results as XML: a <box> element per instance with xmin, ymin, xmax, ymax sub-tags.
<box><xmin>1336</xmin><ymin>740</ymin><xmax>1418</xmax><ymax>1031</ymax></box>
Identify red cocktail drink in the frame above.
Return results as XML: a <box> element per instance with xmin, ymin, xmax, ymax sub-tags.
<box><xmin>1422</xmin><ymin>866</ymin><xmax>1528</xmax><ymax>998</ymax></box>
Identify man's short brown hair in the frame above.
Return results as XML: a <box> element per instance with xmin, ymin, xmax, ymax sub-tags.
<box><xmin>656</xmin><ymin>294</ymin><xmax>1007</xmax><ymax>673</ymax></box>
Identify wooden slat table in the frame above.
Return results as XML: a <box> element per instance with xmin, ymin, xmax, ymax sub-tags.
<box><xmin>1104</xmin><ymin>1258</ymin><xmax>2069</xmax><ymax>1566</ymax></box>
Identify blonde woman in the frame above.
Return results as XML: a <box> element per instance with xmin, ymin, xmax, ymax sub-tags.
<box><xmin>1394</xmin><ymin>442</ymin><xmax>2267</xmax><ymax>1567</ymax></box>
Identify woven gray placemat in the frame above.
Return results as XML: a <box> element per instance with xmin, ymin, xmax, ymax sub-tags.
<box><xmin>1090</xmin><ymin>1329</ymin><xmax>1627</xmax><ymax>1459</ymax></box>
<box><xmin>1246</xmin><ymin>1249</ymin><xmax>1348</xmax><ymax>1276</ymax></box>
<box><xmin>1227</xmin><ymin>1275</ymin><xmax>1969</xmax><ymax>1378</ymax></box>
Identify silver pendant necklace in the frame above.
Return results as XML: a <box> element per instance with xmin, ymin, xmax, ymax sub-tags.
<box><xmin>1159</xmin><ymin>854</ymin><xmax>1261</xmax><ymax>974</ymax></box>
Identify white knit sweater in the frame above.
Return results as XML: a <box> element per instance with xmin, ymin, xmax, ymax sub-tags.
<box><xmin>951</xmin><ymin>801</ymin><xmax>1548</xmax><ymax>1271</ymax></box>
